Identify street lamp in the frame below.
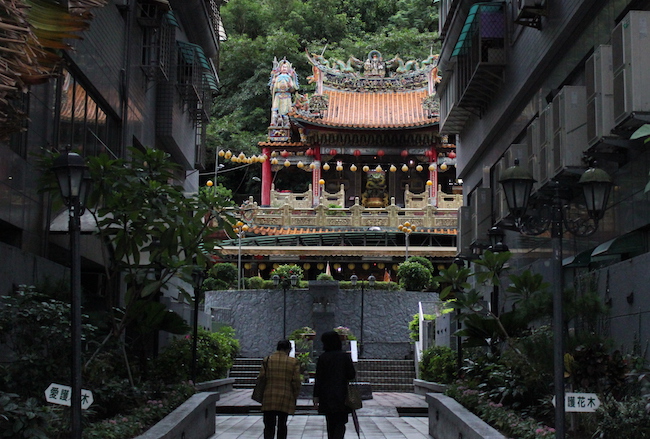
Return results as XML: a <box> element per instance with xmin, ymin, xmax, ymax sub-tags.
<box><xmin>274</xmin><ymin>273</ymin><xmax>298</xmax><ymax>338</ymax></box>
<box><xmin>52</xmin><ymin>152</ymin><xmax>92</xmax><ymax>439</ymax></box>
<box><xmin>349</xmin><ymin>274</ymin><xmax>375</xmax><ymax>357</ymax></box>
<box><xmin>398</xmin><ymin>222</ymin><xmax>417</xmax><ymax>260</ymax></box>
<box><xmin>233</xmin><ymin>221</ymin><xmax>249</xmax><ymax>290</ymax></box>
<box><xmin>499</xmin><ymin>160</ymin><xmax>612</xmax><ymax>439</ymax></box>
<box><xmin>190</xmin><ymin>267</ymin><xmax>206</xmax><ymax>384</ymax></box>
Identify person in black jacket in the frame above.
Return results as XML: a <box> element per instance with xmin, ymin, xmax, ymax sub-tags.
<box><xmin>313</xmin><ymin>330</ymin><xmax>356</xmax><ymax>439</ymax></box>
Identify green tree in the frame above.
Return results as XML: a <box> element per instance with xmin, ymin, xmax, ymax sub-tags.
<box><xmin>41</xmin><ymin>148</ymin><xmax>237</xmax><ymax>382</ymax></box>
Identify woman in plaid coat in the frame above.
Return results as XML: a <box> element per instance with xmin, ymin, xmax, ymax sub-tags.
<box><xmin>258</xmin><ymin>340</ymin><xmax>302</xmax><ymax>439</ymax></box>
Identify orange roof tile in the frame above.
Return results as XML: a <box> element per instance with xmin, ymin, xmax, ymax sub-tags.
<box><xmin>292</xmin><ymin>89</ymin><xmax>438</xmax><ymax>129</ymax></box>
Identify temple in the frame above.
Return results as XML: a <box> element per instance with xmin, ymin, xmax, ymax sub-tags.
<box><xmin>216</xmin><ymin>51</ymin><xmax>462</xmax><ymax>280</ymax></box>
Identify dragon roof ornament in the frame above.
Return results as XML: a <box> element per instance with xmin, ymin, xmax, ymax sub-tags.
<box><xmin>306</xmin><ymin>49</ymin><xmax>440</xmax><ymax>93</ymax></box>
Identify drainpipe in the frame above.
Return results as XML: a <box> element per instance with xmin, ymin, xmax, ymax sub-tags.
<box><xmin>120</xmin><ymin>0</ymin><xmax>134</xmax><ymax>157</ymax></box>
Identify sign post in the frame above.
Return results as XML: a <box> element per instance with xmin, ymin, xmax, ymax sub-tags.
<box><xmin>552</xmin><ymin>392</ymin><xmax>601</xmax><ymax>413</ymax></box>
<box><xmin>45</xmin><ymin>383</ymin><xmax>93</xmax><ymax>410</ymax></box>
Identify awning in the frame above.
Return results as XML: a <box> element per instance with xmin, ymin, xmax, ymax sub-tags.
<box><xmin>562</xmin><ymin>248</ymin><xmax>593</xmax><ymax>268</ymax></box>
<box><xmin>177</xmin><ymin>41</ymin><xmax>218</xmax><ymax>92</ymax></box>
<box><xmin>451</xmin><ymin>2</ymin><xmax>503</xmax><ymax>57</ymax></box>
<box><xmin>165</xmin><ymin>11</ymin><xmax>180</xmax><ymax>28</ymax></box>
<box><xmin>215</xmin><ymin>245</ymin><xmax>458</xmax><ymax>258</ymax></box>
<box><xmin>591</xmin><ymin>231</ymin><xmax>644</xmax><ymax>257</ymax></box>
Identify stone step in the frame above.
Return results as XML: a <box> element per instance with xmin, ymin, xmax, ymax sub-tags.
<box><xmin>230</xmin><ymin>357</ymin><xmax>416</xmax><ymax>393</ymax></box>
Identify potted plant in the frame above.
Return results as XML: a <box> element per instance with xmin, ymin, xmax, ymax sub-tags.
<box><xmin>333</xmin><ymin>326</ymin><xmax>356</xmax><ymax>341</ymax></box>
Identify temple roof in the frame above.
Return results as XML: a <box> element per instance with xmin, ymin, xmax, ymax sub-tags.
<box><xmin>291</xmin><ymin>88</ymin><xmax>437</xmax><ymax>130</ymax></box>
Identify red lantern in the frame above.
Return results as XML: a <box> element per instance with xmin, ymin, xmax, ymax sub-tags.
<box><xmin>329</xmin><ymin>148</ymin><xmax>337</xmax><ymax>156</ymax></box>
<box><xmin>306</xmin><ymin>148</ymin><xmax>314</xmax><ymax>156</ymax></box>
<box><xmin>448</xmin><ymin>151</ymin><xmax>457</xmax><ymax>159</ymax></box>
<box><xmin>353</xmin><ymin>149</ymin><xmax>361</xmax><ymax>157</ymax></box>
<box><xmin>401</xmin><ymin>150</ymin><xmax>409</xmax><ymax>158</ymax></box>
<box><xmin>377</xmin><ymin>150</ymin><xmax>385</xmax><ymax>157</ymax></box>
<box><xmin>281</xmin><ymin>150</ymin><xmax>289</xmax><ymax>157</ymax></box>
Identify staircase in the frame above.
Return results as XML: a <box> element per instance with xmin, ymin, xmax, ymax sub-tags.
<box><xmin>229</xmin><ymin>357</ymin><xmax>263</xmax><ymax>389</ymax></box>
<box><xmin>230</xmin><ymin>358</ymin><xmax>416</xmax><ymax>393</ymax></box>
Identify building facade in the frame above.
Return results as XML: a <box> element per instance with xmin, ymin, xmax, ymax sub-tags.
<box><xmin>0</xmin><ymin>0</ymin><xmax>224</xmax><ymax>301</ymax></box>
<box><xmin>438</xmin><ymin>0</ymin><xmax>650</xmax><ymax>357</ymax></box>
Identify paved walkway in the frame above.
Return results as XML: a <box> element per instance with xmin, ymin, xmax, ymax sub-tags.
<box><xmin>209</xmin><ymin>389</ymin><xmax>430</xmax><ymax>439</ymax></box>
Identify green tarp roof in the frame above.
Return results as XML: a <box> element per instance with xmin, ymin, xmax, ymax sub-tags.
<box><xmin>451</xmin><ymin>2</ymin><xmax>503</xmax><ymax>58</ymax></box>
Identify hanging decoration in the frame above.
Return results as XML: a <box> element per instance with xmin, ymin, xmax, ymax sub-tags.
<box><xmin>401</xmin><ymin>150</ymin><xmax>409</xmax><ymax>157</ymax></box>
<box><xmin>401</xmin><ymin>164</ymin><xmax>409</xmax><ymax>172</ymax></box>
<box><xmin>416</xmin><ymin>164</ymin><xmax>423</xmax><ymax>172</ymax></box>
<box><xmin>448</xmin><ymin>150</ymin><xmax>457</xmax><ymax>159</ymax></box>
<box><xmin>389</xmin><ymin>165</ymin><xmax>397</xmax><ymax>172</ymax></box>
<box><xmin>363</xmin><ymin>165</ymin><xmax>370</xmax><ymax>172</ymax></box>
<box><xmin>350</xmin><ymin>164</ymin><xmax>357</xmax><ymax>172</ymax></box>
<box><xmin>323</xmin><ymin>162</ymin><xmax>330</xmax><ymax>171</ymax></box>
<box><xmin>375</xmin><ymin>165</ymin><xmax>383</xmax><ymax>172</ymax></box>
<box><xmin>377</xmin><ymin>150</ymin><xmax>385</xmax><ymax>157</ymax></box>
<box><xmin>353</xmin><ymin>149</ymin><xmax>361</xmax><ymax>157</ymax></box>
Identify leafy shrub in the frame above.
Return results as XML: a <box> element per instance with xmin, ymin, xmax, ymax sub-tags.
<box><xmin>206</xmin><ymin>263</ymin><xmax>238</xmax><ymax>289</ymax></box>
<box><xmin>406</xmin><ymin>256</ymin><xmax>434</xmax><ymax>274</ymax></box>
<box><xmin>419</xmin><ymin>345</ymin><xmax>456</xmax><ymax>384</ymax></box>
<box><xmin>0</xmin><ymin>392</ymin><xmax>55</xmax><ymax>439</ymax></box>
<box><xmin>203</xmin><ymin>277</ymin><xmax>229</xmax><ymax>291</ymax></box>
<box><xmin>271</xmin><ymin>264</ymin><xmax>304</xmax><ymax>284</ymax></box>
<box><xmin>316</xmin><ymin>272</ymin><xmax>334</xmax><ymax>281</ymax></box>
<box><xmin>397</xmin><ymin>261</ymin><xmax>432</xmax><ymax>291</ymax></box>
<box><xmin>149</xmin><ymin>327</ymin><xmax>239</xmax><ymax>384</ymax></box>
<box><xmin>0</xmin><ymin>285</ymin><xmax>96</xmax><ymax>398</ymax></box>
<box><xmin>446</xmin><ymin>384</ymin><xmax>556</xmax><ymax>439</ymax></box>
<box><xmin>83</xmin><ymin>382</ymin><xmax>196</xmax><ymax>439</ymax></box>
<box><xmin>594</xmin><ymin>395</ymin><xmax>650</xmax><ymax>438</ymax></box>
<box><xmin>246</xmin><ymin>276</ymin><xmax>265</xmax><ymax>289</ymax></box>
<box><xmin>409</xmin><ymin>313</ymin><xmax>435</xmax><ymax>342</ymax></box>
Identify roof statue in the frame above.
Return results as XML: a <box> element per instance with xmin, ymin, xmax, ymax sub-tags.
<box><xmin>268</xmin><ymin>57</ymin><xmax>299</xmax><ymax>142</ymax></box>
<box><xmin>363</xmin><ymin>50</ymin><xmax>385</xmax><ymax>77</ymax></box>
<box><xmin>269</xmin><ymin>57</ymin><xmax>299</xmax><ymax>127</ymax></box>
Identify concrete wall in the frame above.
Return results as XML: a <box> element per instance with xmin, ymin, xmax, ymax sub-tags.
<box><xmin>204</xmin><ymin>281</ymin><xmax>439</xmax><ymax>359</ymax></box>
<box><xmin>427</xmin><ymin>393</ymin><xmax>506</xmax><ymax>439</ymax></box>
<box><xmin>133</xmin><ymin>392</ymin><xmax>219</xmax><ymax>439</ymax></box>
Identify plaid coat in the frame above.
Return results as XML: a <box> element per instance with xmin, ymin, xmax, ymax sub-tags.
<box><xmin>258</xmin><ymin>351</ymin><xmax>302</xmax><ymax>414</ymax></box>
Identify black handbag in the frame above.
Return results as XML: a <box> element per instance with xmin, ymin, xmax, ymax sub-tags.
<box><xmin>251</xmin><ymin>357</ymin><xmax>268</xmax><ymax>403</ymax></box>
<box><xmin>345</xmin><ymin>382</ymin><xmax>363</xmax><ymax>410</ymax></box>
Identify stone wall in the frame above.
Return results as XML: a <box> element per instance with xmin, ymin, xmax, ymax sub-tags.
<box><xmin>204</xmin><ymin>281</ymin><xmax>439</xmax><ymax>359</ymax></box>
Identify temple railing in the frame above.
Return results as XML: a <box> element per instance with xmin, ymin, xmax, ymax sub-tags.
<box><xmin>229</xmin><ymin>193</ymin><xmax>461</xmax><ymax>230</ymax></box>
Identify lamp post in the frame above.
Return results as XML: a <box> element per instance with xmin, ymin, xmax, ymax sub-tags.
<box><xmin>274</xmin><ymin>273</ymin><xmax>298</xmax><ymax>338</ymax></box>
<box><xmin>499</xmin><ymin>160</ymin><xmax>612</xmax><ymax>439</ymax></box>
<box><xmin>349</xmin><ymin>274</ymin><xmax>375</xmax><ymax>357</ymax></box>
<box><xmin>190</xmin><ymin>268</ymin><xmax>206</xmax><ymax>384</ymax></box>
<box><xmin>234</xmin><ymin>221</ymin><xmax>249</xmax><ymax>290</ymax></box>
<box><xmin>487</xmin><ymin>226</ymin><xmax>509</xmax><ymax>317</ymax></box>
<box><xmin>398</xmin><ymin>222</ymin><xmax>417</xmax><ymax>260</ymax></box>
<box><xmin>52</xmin><ymin>152</ymin><xmax>92</xmax><ymax>439</ymax></box>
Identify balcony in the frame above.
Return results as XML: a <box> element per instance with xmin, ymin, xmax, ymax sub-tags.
<box><xmin>440</xmin><ymin>2</ymin><xmax>506</xmax><ymax>134</ymax></box>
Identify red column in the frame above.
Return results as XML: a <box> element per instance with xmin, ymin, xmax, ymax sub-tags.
<box><xmin>261</xmin><ymin>147</ymin><xmax>272</xmax><ymax>206</ymax></box>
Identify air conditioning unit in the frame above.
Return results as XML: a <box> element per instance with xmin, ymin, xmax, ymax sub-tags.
<box><xmin>458</xmin><ymin>206</ymin><xmax>472</xmax><ymax>257</ymax></box>
<box><xmin>526</xmin><ymin>119</ymin><xmax>540</xmax><ymax>191</ymax></box>
<box><xmin>550</xmin><ymin>86</ymin><xmax>586</xmax><ymax>178</ymax></box>
<box><xmin>586</xmin><ymin>45</ymin><xmax>614</xmax><ymax>147</ymax></box>
<box><xmin>536</xmin><ymin>104</ymin><xmax>552</xmax><ymax>186</ymax></box>
<box><xmin>612</xmin><ymin>11</ymin><xmax>650</xmax><ymax>127</ymax></box>
<box><xmin>470</xmin><ymin>188</ymin><xmax>492</xmax><ymax>245</ymax></box>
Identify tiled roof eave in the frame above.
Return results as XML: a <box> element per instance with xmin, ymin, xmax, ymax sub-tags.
<box><xmin>290</xmin><ymin>114</ymin><xmax>439</xmax><ymax>130</ymax></box>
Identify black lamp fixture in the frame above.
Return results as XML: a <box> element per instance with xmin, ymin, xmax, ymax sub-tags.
<box><xmin>51</xmin><ymin>151</ymin><xmax>92</xmax><ymax>439</ymax></box>
<box><xmin>487</xmin><ymin>226</ymin><xmax>509</xmax><ymax>253</ymax></box>
<box><xmin>499</xmin><ymin>159</ymin><xmax>612</xmax><ymax>439</ymax></box>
